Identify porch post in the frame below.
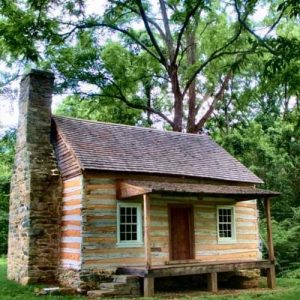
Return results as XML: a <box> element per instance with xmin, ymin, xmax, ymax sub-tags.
<box><xmin>143</xmin><ymin>194</ymin><xmax>153</xmax><ymax>297</ymax></box>
<box><xmin>143</xmin><ymin>194</ymin><xmax>151</xmax><ymax>268</ymax></box>
<box><xmin>207</xmin><ymin>272</ymin><xmax>218</xmax><ymax>293</ymax></box>
<box><xmin>264</xmin><ymin>196</ymin><xmax>276</xmax><ymax>288</ymax></box>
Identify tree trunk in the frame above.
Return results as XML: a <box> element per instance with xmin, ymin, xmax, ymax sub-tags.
<box><xmin>169</xmin><ymin>65</ymin><xmax>183</xmax><ymax>132</ymax></box>
<box><xmin>186</xmin><ymin>31</ymin><xmax>197</xmax><ymax>133</ymax></box>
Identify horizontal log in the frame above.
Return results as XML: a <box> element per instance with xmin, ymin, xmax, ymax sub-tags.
<box><xmin>198</xmin><ymin>243</ymin><xmax>257</xmax><ymax>251</ymax></box>
<box><xmin>84</xmin><ymin>226</ymin><xmax>116</xmax><ymax>233</ymax></box>
<box><xmin>82</xmin><ymin>257</ymin><xmax>146</xmax><ymax>265</ymax></box>
<box><xmin>237</xmin><ymin>234</ymin><xmax>258</xmax><ymax>240</ymax></box>
<box><xmin>62</xmin><ymin>229</ymin><xmax>81</xmax><ymax>237</ymax></box>
<box><xmin>61</xmin><ymin>242</ymin><xmax>81</xmax><ymax>249</ymax></box>
<box><xmin>86</xmin><ymin>215</ymin><xmax>116</xmax><ymax>221</ymax></box>
<box><xmin>63</xmin><ymin>189</ymin><xmax>81</xmax><ymax>197</ymax></box>
<box><xmin>62</xmin><ymin>209</ymin><xmax>81</xmax><ymax>216</ymax></box>
<box><xmin>63</xmin><ymin>177</ymin><xmax>81</xmax><ymax>188</ymax></box>
<box><xmin>60</xmin><ymin>252</ymin><xmax>80</xmax><ymax>261</ymax></box>
<box><xmin>86</xmin><ymin>184</ymin><xmax>116</xmax><ymax>190</ymax></box>
<box><xmin>63</xmin><ymin>199</ymin><xmax>81</xmax><ymax>206</ymax></box>
<box><xmin>84</xmin><ymin>237</ymin><xmax>116</xmax><ymax>243</ymax></box>
<box><xmin>236</xmin><ymin>202</ymin><xmax>256</xmax><ymax>208</ymax></box>
<box><xmin>85</xmin><ymin>194</ymin><xmax>116</xmax><ymax>200</ymax></box>
<box><xmin>63</xmin><ymin>194</ymin><xmax>81</xmax><ymax>202</ymax></box>
<box><xmin>84</xmin><ymin>204</ymin><xmax>116</xmax><ymax>211</ymax></box>
<box><xmin>197</xmin><ymin>252</ymin><xmax>258</xmax><ymax>261</ymax></box>
<box><xmin>62</xmin><ymin>220</ymin><xmax>81</xmax><ymax>227</ymax></box>
<box><xmin>83</xmin><ymin>247</ymin><xmax>144</xmax><ymax>254</ymax></box>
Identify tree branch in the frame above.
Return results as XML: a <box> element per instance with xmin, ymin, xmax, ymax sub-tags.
<box><xmin>77</xmin><ymin>91</ymin><xmax>174</xmax><ymax>127</ymax></box>
<box><xmin>106</xmin><ymin>77</ymin><xmax>174</xmax><ymax>126</ymax></box>
<box><xmin>159</xmin><ymin>0</ymin><xmax>174</xmax><ymax>62</ymax></box>
<box><xmin>234</xmin><ymin>0</ymin><xmax>277</xmax><ymax>55</ymax></box>
<box><xmin>194</xmin><ymin>70</ymin><xmax>233</xmax><ymax>131</ymax></box>
<box><xmin>59</xmin><ymin>21</ymin><xmax>162</xmax><ymax>63</ymax></box>
<box><xmin>173</xmin><ymin>1</ymin><xmax>203</xmax><ymax>64</ymax></box>
<box><xmin>110</xmin><ymin>0</ymin><xmax>167</xmax><ymax>42</ymax></box>
<box><xmin>136</xmin><ymin>0</ymin><xmax>167</xmax><ymax>66</ymax></box>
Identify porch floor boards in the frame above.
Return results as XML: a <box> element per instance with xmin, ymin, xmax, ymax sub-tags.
<box><xmin>117</xmin><ymin>259</ymin><xmax>273</xmax><ymax>278</ymax></box>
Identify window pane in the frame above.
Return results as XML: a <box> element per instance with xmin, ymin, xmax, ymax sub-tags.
<box><xmin>120</xmin><ymin>215</ymin><xmax>125</xmax><ymax>223</ymax></box>
<box><xmin>119</xmin><ymin>205</ymin><xmax>139</xmax><ymax>242</ymax></box>
<box><xmin>120</xmin><ymin>232</ymin><xmax>126</xmax><ymax>241</ymax></box>
<box><xmin>218</xmin><ymin>207</ymin><xmax>233</xmax><ymax>240</ymax></box>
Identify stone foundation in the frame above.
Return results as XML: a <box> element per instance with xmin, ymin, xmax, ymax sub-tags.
<box><xmin>58</xmin><ymin>269</ymin><xmax>83</xmax><ymax>290</ymax></box>
<box><xmin>58</xmin><ymin>268</ymin><xmax>115</xmax><ymax>292</ymax></box>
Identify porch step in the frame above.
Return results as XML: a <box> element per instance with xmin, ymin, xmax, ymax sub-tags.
<box><xmin>87</xmin><ymin>275</ymin><xmax>141</xmax><ymax>298</ymax></box>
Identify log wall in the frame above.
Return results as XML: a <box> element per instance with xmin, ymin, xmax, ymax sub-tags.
<box><xmin>81</xmin><ymin>173</ymin><xmax>260</xmax><ymax>271</ymax></box>
<box><xmin>60</xmin><ymin>176</ymin><xmax>83</xmax><ymax>270</ymax></box>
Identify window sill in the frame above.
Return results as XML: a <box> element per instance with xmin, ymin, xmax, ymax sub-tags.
<box><xmin>116</xmin><ymin>242</ymin><xmax>144</xmax><ymax>248</ymax></box>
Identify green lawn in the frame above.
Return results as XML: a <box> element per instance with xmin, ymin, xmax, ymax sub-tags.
<box><xmin>1</xmin><ymin>257</ymin><xmax>300</xmax><ymax>299</ymax></box>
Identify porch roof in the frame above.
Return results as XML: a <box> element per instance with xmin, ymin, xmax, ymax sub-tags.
<box><xmin>118</xmin><ymin>180</ymin><xmax>280</xmax><ymax>200</ymax></box>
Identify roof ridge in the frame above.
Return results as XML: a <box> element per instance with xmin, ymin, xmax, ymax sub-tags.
<box><xmin>52</xmin><ymin>115</ymin><xmax>208</xmax><ymax>138</ymax></box>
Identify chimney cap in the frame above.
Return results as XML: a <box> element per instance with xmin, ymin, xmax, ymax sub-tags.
<box><xmin>21</xmin><ymin>69</ymin><xmax>54</xmax><ymax>82</ymax></box>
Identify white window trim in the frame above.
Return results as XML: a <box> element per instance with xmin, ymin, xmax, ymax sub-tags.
<box><xmin>217</xmin><ymin>205</ymin><xmax>236</xmax><ymax>244</ymax></box>
<box><xmin>116</xmin><ymin>202</ymin><xmax>143</xmax><ymax>248</ymax></box>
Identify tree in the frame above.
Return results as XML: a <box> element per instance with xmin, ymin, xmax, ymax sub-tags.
<box><xmin>0</xmin><ymin>129</ymin><xmax>15</xmax><ymax>255</ymax></box>
<box><xmin>1</xmin><ymin>0</ymin><xmax>297</xmax><ymax>132</ymax></box>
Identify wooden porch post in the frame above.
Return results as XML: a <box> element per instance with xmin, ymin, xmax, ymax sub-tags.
<box><xmin>143</xmin><ymin>277</ymin><xmax>154</xmax><ymax>297</ymax></box>
<box><xmin>143</xmin><ymin>194</ymin><xmax>151</xmax><ymax>268</ymax></box>
<box><xmin>264</xmin><ymin>197</ymin><xmax>276</xmax><ymax>288</ymax></box>
<box><xmin>143</xmin><ymin>194</ymin><xmax>153</xmax><ymax>296</ymax></box>
<box><xmin>207</xmin><ymin>272</ymin><xmax>218</xmax><ymax>293</ymax></box>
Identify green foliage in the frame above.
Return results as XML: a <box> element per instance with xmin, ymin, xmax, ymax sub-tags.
<box><xmin>0</xmin><ymin>129</ymin><xmax>15</xmax><ymax>255</ymax></box>
<box><xmin>55</xmin><ymin>95</ymin><xmax>142</xmax><ymax>126</ymax></box>
<box><xmin>260</xmin><ymin>208</ymin><xmax>300</xmax><ymax>276</ymax></box>
<box><xmin>210</xmin><ymin>115</ymin><xmax>299</xmax><ymax>216</ymax></box>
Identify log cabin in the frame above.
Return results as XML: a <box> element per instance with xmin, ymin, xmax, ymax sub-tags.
<box><xmin>7</xmin><ymin>70</ymin><xmax>279</xmax><ymax>296</ymax></box>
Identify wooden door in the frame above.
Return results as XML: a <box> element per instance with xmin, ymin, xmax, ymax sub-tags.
<box><xmin>169</xmin><ymin>205</ymin><xmax>194</xmax><ymax>261</ymax></box>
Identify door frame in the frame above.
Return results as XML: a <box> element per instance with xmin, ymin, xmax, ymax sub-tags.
<box><xmin>168</xmin><ymin>203</ymin><xmax>195</xmax><ymax>261</ymax></box>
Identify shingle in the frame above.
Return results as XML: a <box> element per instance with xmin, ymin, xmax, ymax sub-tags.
<box><xmin>53</xmin><ymin>116</ymin><xmax>263</xmax><ymax>184</ymax></box>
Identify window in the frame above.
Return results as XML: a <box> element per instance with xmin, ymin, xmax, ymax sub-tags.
<box><xmin>217</xmin><ymin>206</ymin><xmax>236</xmax><ymax>243</ymax></box>
<box><xmin>117</xmin><ymin>203</ymin><xmax>143</xmax><ymax>247</ymax></box>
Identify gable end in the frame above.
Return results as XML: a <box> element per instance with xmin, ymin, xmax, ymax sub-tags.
<box><xmin>52</xmin><ymin>122</ymin><xmax>82</xmax><ymax>179</ymax></box>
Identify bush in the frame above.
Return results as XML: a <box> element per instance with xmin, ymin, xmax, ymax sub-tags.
<box><xmin>260</xmin><ymin>208</ymin><xmax>300</xmax><ymax>276</ymax></box>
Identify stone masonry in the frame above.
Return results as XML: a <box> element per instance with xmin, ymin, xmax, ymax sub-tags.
<box><xmin>7</xmin><ymin>70</ymin><xmax>62</xmax><ymax>284</ymax></box>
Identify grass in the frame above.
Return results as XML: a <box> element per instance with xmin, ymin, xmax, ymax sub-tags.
<box><xmin>0</xmin><ymin>258</ymin><xmax>84</xmax><ymax>300</ymax></box>
<box><xmin>1</xmin><ymin>258</ymin><xmax>300</xmax><ymax>299</ymax></box>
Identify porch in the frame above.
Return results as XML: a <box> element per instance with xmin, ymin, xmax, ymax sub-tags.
<box><xmin>117</xmin><ymin>259</ymin><xmax>276</xmax><ymax>296</ymax></box>
<box><xmin>117</xmin><ymin>180</ymin><xmax>279</xmax><ymax>296</ymax></box>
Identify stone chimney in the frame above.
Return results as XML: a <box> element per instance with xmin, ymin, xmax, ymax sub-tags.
<box><xmin>7</xmin><ymin>70</ymin><xmax>62</xmax><ymax>284</ymax></box>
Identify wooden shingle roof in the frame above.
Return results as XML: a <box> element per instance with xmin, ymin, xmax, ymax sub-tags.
<box><xmin>53</xmin><ymin>116</ymin><xmax>263</xmax><ymax>184</ymax></box>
